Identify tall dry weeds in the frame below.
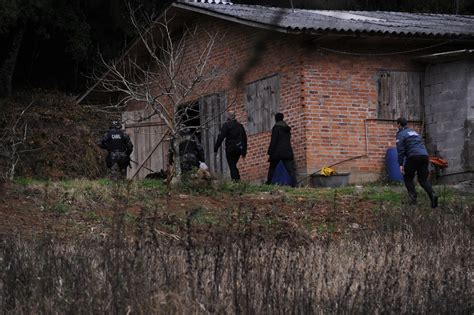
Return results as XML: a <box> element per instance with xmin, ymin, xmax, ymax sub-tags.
<box><xmin>1</xmin><ymin>202</ymin><xmax>472</xmax><ymax>314</ymax></box>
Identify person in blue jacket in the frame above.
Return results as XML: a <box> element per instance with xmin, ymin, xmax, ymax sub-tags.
<box><xmin>396</xmin><ymin>117</ymin><xmax>438</xmax><ymax>208</ymax></box>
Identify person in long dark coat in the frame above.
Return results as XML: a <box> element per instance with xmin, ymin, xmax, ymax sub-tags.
<box><xmin>214</xmin><ymin>112</ymin><xmax>247</xmax><ymax>181</ymax></box>
<box><xmin>266</xmin><ymin>112</ymin><xmax>297</xmax><ymax>187</ymax></box>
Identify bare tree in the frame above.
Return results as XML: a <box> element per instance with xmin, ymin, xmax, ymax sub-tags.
<box><xmin>97</xmin><ymin>10</ymin><xmax>225</xmax><ymax>178</ymax></box>
<box><xmin>0</xmin><ymin>103</ymin><xmax>32</xmax><ymax>180</ymax></box>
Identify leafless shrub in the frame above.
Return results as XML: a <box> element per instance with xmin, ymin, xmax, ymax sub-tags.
<box><xmin>0</xmin><ymin>103</ymin><xmax>32</xmax><ymax>180</ymax></box>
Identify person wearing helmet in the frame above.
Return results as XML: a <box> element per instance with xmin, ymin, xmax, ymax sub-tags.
<box><xmin>168</xmin><ymin>128</ymin><xmax>205</xmax><ymax>174</ymax></box>
<box><xmin>179</xmin><ymin>128</ymin><xmax>205</xmax><ymax>173</ymax></box>
<box><xmin>98</xmin><ymin>120</ymin><xmax>134</xmax><ymax>180</ymax></box>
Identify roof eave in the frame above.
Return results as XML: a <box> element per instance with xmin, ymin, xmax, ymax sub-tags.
<box><xmin>172</xmin><ymin>2</ymin><xmax>291</xmax><ymax>33</ymax></box>
<box><xmin>414</xmin><ymin>49</ymin><xmax>474</xmax><ymax>62</ymax></box>
<box><xmin>173</xmin><ymin>3</ymin><xmax>474</xmax><ymax>41</ymax></box>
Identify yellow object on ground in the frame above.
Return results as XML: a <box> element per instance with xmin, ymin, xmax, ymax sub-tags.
<box><xmin>320</xmin><ymin>167</ymin><xmax>336</xmax><ymax>176</ymax></box>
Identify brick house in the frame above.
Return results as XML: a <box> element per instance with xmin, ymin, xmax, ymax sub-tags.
<box><xmin>79</xmin><ymin>0</ymin><xmax>474</xmax><ymax>184</ymax></box>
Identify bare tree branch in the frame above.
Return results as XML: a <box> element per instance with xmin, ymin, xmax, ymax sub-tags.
<box><xmin>0</xmin><ymin>102</ymin><xmax>34</xmax><ymax>180</ymax></box>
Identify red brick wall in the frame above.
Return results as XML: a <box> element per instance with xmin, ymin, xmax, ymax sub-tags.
<box><xmin>302</xmin><ymin>51</ymin><xmax>423</xmax><ymax>182</ymax></box>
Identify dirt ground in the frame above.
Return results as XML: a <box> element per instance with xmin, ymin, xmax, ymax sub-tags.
<box><xmin>0</xmin><ymin>180</ymin><xmax>382</xmax><ymax>242</ymax></box>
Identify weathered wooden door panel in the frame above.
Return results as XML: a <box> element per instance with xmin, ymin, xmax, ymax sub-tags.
<box><xmin>246</xmin><ymin>74</ymin><xmax>280</xmax><ymax>135</ymax></box>
<box><xmin>123</xmin><ymin>110</ymin><xmax>169</xmax><ymax>179</ymax></box>
<box><xmin>377</xmin><ymin>71</ymin><xmax>423</xmax><ymax>121</ymax></box>
<box><xmin>199</xmin><ymin>93</ymin><xmax>229</xmax><ymax>179</ymax></box>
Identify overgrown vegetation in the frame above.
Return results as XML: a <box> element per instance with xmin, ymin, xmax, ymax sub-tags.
<box><xmin>0</xmin><ymin>91</ymin><xmax>114</xmax><ymax>180</ymax></box>
<box><xmin>0</xmin><ymin>180</ymin><xmax>472</xmax><ymax>313</ymax></box>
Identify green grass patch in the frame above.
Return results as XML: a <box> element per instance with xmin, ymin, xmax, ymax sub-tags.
<box><xmin>138</xmin><ymin>179</ymin><xmax>166</xmax><ymax>191</ymax></box>
<box><xmin>285</xmin><ymin>187</ymin><xmax>318</xmax><ymax>199</ymax></box>
<box><xmin>50</xmin><ymin>202</ymin><xmax>71</xmax><ymax>214</ymax></box>
<box><xmin>97</xmin><ymin>178</ymin><xmax>113</xmax><ymax>186</ymax></box>
<box><xmin>334</xmin><ymin>186</ymin><xmax>357</xmax><ymax>195</ymax></box>
<box><xmin>215</xmin><ymin>181</ymin><xmax>277</xmax><ymax>194</ymax></box>
<box><xmin>436</xmin><ymin>185</ymin><xmax>462</xmax><ymax>204</ymax></box>
<box><xmin>85</xmin><ymin>211</ymin><xmax>100</xmax><ymax>221</ymax></box>
<box><xmin>187</xmin><ymin>208</ymin><xmax>217</xmax><ymax>226</ymax></box>
<box><xmin>14</xmin><ymin>177</ymin><xmax>43</xmax><ymax>186</ymax></box>
<box><xmin>285</xmin><ymin>186</ymin><xmax>357</xmax><ymax>202</ymax></box>
<box><xmin>123</xmin><ymin>212</ymin><xmax>137</xmax><ymax>223</ymax></box>
<box><xmin>363</xmin><ymin>186</ymin><xmax>402</xmax><ymax>204</ymax></box>
<box><xmin>316</xmin><ymin>223</ymin><xmax>336</xmax><ymax>234</ymax></box>
<box><xmin>59</xmin><ymin>180</ymin><xmax>76</xmax><ymax>189</ymax></box>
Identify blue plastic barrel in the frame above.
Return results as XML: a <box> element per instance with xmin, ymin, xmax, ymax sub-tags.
<box><xmin>385</xmin><ymin>147</ymin><xmax>404</xmax><ymax>182</ymax></box>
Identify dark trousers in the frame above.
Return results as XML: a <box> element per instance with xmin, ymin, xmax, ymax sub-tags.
<box><xmin>404</xmin><ymin>155</ymin><xmax>435</xmax><ymax>201</ymax></box>
<box><xmin>226</xmin><ymin>151</ymin><xmax>241</xmax><ymax>181</ymax></box>
<box><xmin>266</xmin><ymin>159</ymin><xmax>297</xmax><ymax>187</ymax></box>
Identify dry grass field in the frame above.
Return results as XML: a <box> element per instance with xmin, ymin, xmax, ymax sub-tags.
<box><xmin>1</xmin><ymin>179</ymin><xmax>472</xmax><ymax>313</ymax></box>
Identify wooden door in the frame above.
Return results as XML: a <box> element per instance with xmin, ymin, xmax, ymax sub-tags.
<box><xmin>377</xmin><ymin>71</ymin><xmax>423</xmax><ymax>121</ymax></box>
<box><xmin>123</xmin><ymin>110</ymin><xmax>169</xmax><ymax>179</ymax></box>
<box><xmin>199</xmin><ymin>93</ymin><xmax>229</xmax><ymax>179</ymax></box>
<box><xmin>245</xmin><ymin>74</ymin><xmax>280</xmax><ymax>135</ymax></box>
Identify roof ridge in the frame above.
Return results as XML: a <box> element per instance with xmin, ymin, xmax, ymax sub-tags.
<box><xmin>177</xmin><ymin>0</ymin><xmax>233</xmax><ymax>4</ymax></box>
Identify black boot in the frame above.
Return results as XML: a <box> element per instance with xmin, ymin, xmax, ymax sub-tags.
<box><xmin>431</xmin><ymin>194</ymin><xmax>439</xmax><ymax>208</ymax></box>
<box><xmin>408</xmin><ymin>193</ymin><xmax>417</xmax><ymax>205</ymax></box>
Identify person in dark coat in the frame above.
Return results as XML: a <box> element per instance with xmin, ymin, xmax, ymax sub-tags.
<box><xmin>266</xmin><ymin>112</ymin><xmax>297</xmax><ymax>187</ymax></box>
<box><xmin>396</xmin><ymin>117</ymin><xmax>438</xmax><ymax>208</ymax></box>
<box><xmin>98</xmin><ymin>120</ymin><xmax>133</xmax><ymax>180</ymax></box>
<box><xmin>214</xmin><ymin>112</ymin><xmax>247</xmax><ymax>181</ymax></box>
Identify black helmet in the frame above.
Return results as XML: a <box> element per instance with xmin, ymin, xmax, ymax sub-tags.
<box><xmin>111</xmin><ymin>120</ymin><xmax>122</xmax><ymax>129</ymax></box>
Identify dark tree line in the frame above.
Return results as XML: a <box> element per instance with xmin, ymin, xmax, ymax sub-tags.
<box><xmin>0</xmin><ymin>0</ymin><xmax>472</xmax><ymax>97</ymax></box>
<box><xmin>0</xmin><ymin>0</ymin><xmax>172</xmax><ymax>97</ymax></box>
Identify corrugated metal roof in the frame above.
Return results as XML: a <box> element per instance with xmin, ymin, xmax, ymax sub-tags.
<box><xmin>174</xmin><ymin>2</ymin><xmax>474</xmax><ymax>38</ymax></box>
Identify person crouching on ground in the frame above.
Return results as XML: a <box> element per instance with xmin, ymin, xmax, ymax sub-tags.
<box><xmin>98</xmin><ymin>120</ymin><xmax>133</xmax><ymax>181</ymax></box>
<box><xmin>396</xmin><ymin>117</ymin><xmax>438</xmax><ymax>208</ymax></box>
